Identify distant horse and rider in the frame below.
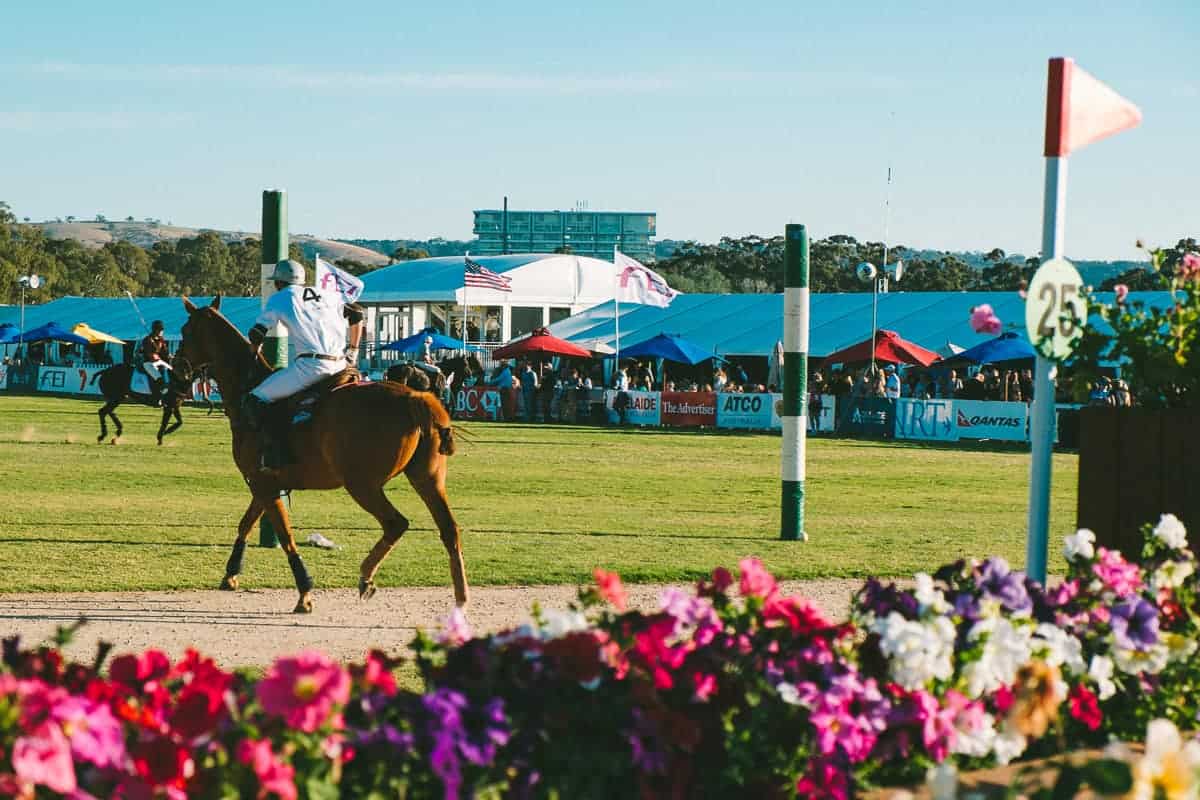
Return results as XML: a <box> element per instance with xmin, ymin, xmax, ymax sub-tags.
<box><xmin>171</xmin><ymin>261</ymin><xmax>468</xmax><ymax>614</ymax></box>
<box><xmin>384</xmin><ymin>352</ymin><xmax>485</xmax><ymax>409</ymax></box>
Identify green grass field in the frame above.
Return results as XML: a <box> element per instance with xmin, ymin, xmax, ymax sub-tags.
<box><xmin>0</xmin><ymin>395</ymin><xmax>1078</xmax><ymax>593</ymax></box>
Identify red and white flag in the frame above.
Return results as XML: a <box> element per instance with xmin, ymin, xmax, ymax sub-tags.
<box><xmin>614</xmin><ymin>250</ymin><xmax>679</xmax><ymax>308</ymax></box>
<box><xmin>1044</xmin><ymin>57</ymin><xmax>1142</xmax><ymax>157</ymax></box>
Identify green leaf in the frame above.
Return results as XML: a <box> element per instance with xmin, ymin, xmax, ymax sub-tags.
<box><xmin>1082</xmin><ymin>759</ymin><xmax>1135</xmax><ymax>794</ymax></box>
<box><xmin>1051</xmin><ymin>764</ymin><xmax>1082</xmax><ymax>800</ymax></box>
<box><xmin>305</xmin><ymin>776</ymin><xmax>340</xmax><ymax>800</ymax></box>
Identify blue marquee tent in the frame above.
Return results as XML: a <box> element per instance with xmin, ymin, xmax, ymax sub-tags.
<box><xmin>619</xmin><ymin>332</ymin><xmax>718</xmax><ymax>365</ymax></box>
<box><xmin>17</xmin><ymin>322</ymin><xmax>91</xmax><ymax>345</ymax></box>
<box><xmin>952</xmin><ymin>331</ymin><xmax>1037</xmax><ymax>365</ymax></box>
<box><xmin>380</xmin><ymin>327</ymin><xmax>476</xmax><ymax>353</ymax></box>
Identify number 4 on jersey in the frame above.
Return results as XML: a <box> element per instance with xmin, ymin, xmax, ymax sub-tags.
<box><xmin>302</xmin><ymin>287</ymin><xmax>321</xmax><ymax>303</ymax></box>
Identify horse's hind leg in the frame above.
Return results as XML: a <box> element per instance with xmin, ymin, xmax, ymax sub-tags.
<box><xmin>347</xmin><ymin>484</ymin><xmax>410</xmax><ymax>601</ymax></box>
<box><xmin>256</xmin><ymin>492</ymin><xmax>315</xmax><ymax>613</ymax></box>
<box><xmin>97</xmin><ymin>403</ymin><xmax>111</xmax><ymax>442</ymax></box>
<box><xmin>408</xmin><ymin>465</ymin><xmax>468</xmax><ymax>607</ymax></box>
<box><xmin>109</xmin><ymin>408</ymin><xmax>123</xmax><ymax>442</ymax></box>
<box><xmin>219</xmin><ymin>498</ymin><xmax>264</xmax><ymax>591</ymax></box>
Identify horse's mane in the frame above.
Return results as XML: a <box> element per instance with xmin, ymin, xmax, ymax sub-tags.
<box><xmin>201</xmin><ymin>306</ymin><xmax>272</xmax><ymax>380</ymax></box>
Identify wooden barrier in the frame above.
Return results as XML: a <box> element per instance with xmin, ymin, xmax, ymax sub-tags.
<box><xmin>1077</xmin><ymin>407</ymin><xmax>1200</xmax><ymax>557</ymax></box>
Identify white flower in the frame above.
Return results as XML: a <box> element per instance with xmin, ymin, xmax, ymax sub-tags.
<box><xmin>873</xmin><ymin>612</ymin><xmax>956</xmax><ymax>690</ymax></box>
<box><xmin>950</xmin><ymin>710</ymin><xmax>998</xmax><ymax>758</ymax></box>
<box><xmin>1032</xmin><ymin>623</ymin><xmax>1086</xmax><ymax>674</ymax></box>
<box><xmin>993</xmin><ymin>725</ymin><xmax>1027</xmax><ymax>765</ymax></box>
<box><xmin>1088</xmin><ymin>655</ymin><xmax>1117</xmax><ymax>700</ymax></box>
<box><xmin>1153</xmin><ymin>560</ymin><xmax>1195</xmax><ymax>590</ymax></box>
<box><xmin>539</xmin><ymin>609</ymin><xmax>590</xmax><ymax>640</ymax></box>
<box><xmin>914</xmin><ymin>573</ymin><xmax>949</xmax><ymax>615</ymax></box>
<box><xmin>1063</xmin><ymin>528</ymin><xmax>1096</xmax><ymax>562</ymax></box>
<box><xmin>1113</xmin><ymin>643</ymin><xmax>1170</xmax><ymax>676</ymax></box>
<box><xmin>1153</xmin><ymin>514</ymin><xmax>1189</xmax><ymax>550</ymax></box>
<box><xmin>1126</xmin><ymin>719</ymin><xmax>1200</xmax><ymax>800</ymax></box>
<box><xmin>1163</xmin><ymin>632</ymin><xmax>1199</xmax><ymax>665</ymax></box>
<box><xmin>776</xmin><ymin>681</ymin><xmax>803</xmax><ymax>706</ymax></box>
<box><xmin>963</xmin><ymin>617</ymin><xmax>1034</xmax><ymax>698</ymax></box>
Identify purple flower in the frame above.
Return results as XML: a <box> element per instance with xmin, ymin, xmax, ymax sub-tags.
<box><xmin>1110</xmin><ymin>598</ymin><xmax>1160</xmax><ymax>650</ymax></box>
<box><xmin>858</xmin><ymin>578</ymin><xmax>919</xmax><ymax>620</ymax></box>
<box><xmin>977</xmin><ymin>558</ymin><xmax>1031</xmax><ymax>613</ymax></box>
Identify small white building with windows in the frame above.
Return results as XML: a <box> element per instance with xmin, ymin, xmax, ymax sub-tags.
<box><xmin>357</xmin><ymin>253</ymin><xmax>616</xmax><ymax>367</ymax></box>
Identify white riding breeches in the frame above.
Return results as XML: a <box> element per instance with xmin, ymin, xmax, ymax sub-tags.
<box><xmin>142</xmin><ymin>361</ymin><xmax>170</xmax><ymax>381</ymax></box>
<box><xmin>251</xmin><ymin>357</ymin><xmax>345</xmax><ymax>403</ymax></box>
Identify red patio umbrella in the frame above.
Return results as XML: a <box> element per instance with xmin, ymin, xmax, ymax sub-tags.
<box><xmin>492</xmin><ymin>327</ymin><xmax>591</xmax><ymax>359</ymax></box>
<box><xmin>820</xmin><ymin>329</ymin><xmax>941</xmax><ymax>367</ymax></box>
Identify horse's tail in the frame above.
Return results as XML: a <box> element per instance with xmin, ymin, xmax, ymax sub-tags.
<box><xmin>409</xmin><ymin>391</ymin><xmax>456</xmax><ymax>456</ymax></box>
<box><xmin>89</xmin><ymin>367</ymin><xmax>106</xmax><ymax>386</ymax></box>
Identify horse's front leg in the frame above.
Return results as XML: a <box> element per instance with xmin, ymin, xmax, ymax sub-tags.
<box><xmin>220</xmin><ymin>498</ymin><xmax>264</xmax><ymax>591</ymax></box>
<box><xmin>257</xmin><ymin>491</ymin><xmax>314</xmax><ymax>613</ymax></box>
<box><xmin>97</xmin><ymin>403</ymin><xmax>110</xmax><ymax>443</ymax></box>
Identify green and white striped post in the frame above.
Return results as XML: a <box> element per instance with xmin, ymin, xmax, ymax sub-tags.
<box><xmin>258</xmin><ymin>190</ymin><xmax>288</xmax><ymax>548</ymax></box>
<box><xmin>781</xmin><ymin>224</ymin><xmax>809</xmax><ymax>541</ymax></box>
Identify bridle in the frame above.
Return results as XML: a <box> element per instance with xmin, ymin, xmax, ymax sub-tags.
<box><xmin>171</xmin><ymin>353</ymin><xmax>203</xmax><ymax>384</ymax></box>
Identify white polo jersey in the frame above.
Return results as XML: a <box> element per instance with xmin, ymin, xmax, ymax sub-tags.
<box><xmin>255</xmin><ymin>285</ymin><xmax>347</xmax><ymax>357</ymax></box>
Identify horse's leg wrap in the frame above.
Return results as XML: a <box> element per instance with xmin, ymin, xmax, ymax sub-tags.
<box><xmin>225</xmin><ymin>539</ymin><xmax>247</xmax><ymax>579</ymax></box>
<box><xmin>287</xmin><ymin>551</ymin><xmax>314</xmax><ymax>593</ymax></box>
<box><xmin>437</xmin><ymin>426</ymin><xmax>456</xmax><ymax>456</ymax></box>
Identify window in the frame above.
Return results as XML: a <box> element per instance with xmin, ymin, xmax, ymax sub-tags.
<box><xmin>511</xmin><ymin>307</ymin><xmax>543</xmax><ymax>338</ymax></box>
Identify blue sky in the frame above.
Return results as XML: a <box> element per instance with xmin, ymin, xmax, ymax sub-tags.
<box><xmin>2</xmin><ymin>0</ymin><xmax>1195</xmax><ymax>259</ymax></box>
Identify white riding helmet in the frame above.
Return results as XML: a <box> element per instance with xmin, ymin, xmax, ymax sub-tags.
<box><xmin>271</xmin><ymin>259</ymin><xmax>306</xmax><ymax>285</ymax></box>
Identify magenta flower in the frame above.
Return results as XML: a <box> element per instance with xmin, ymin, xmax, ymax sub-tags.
<box><xmin>237</xmin><ymin>739</ymin><xmax>297</xmax><ymax>800</ymax></box>
<box><xmin>1114</xmin><ymin>283</ymin><xmax>1130</xmax><ymax>304</ymax></box>
<box><xmin>970</xmin><ymin>304</ymin><xmax>1003</xmax><ymax>335</ymax></box>
<box><xmin>51</xmin><ymin>696</ymin><xmax>126</xmax><ymax>769</ymax></box>
<box><xmin>913</xmin><ymin>690</ymin><xmax>956</xmax><ymax>762</ymax></box>
<box><xmin>738</xmin><ymin>557</ymin><xmax>778</xmax><ymax>599</ymax></box>
<box><xmin>1181</xmin><ymin>252</ymin><xmax>1200</xmax><ymax>279</ymax></box>
<box><xmin>12</xmin><ymin>721</ymin><xmax>76</xmax><ymax>795</ymax></box>
<box><xmin>1093</xmin><ymin>547</ymin><xmax>1143</xmax><ymax>598</ymax></box>
<box><xmin>257</xmin><ymin>651</ymin><xmax>351</xmax><ymax>733</ymax></box>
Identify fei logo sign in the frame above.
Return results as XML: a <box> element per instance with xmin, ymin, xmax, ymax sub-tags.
<box><xmin>954</xmin><ymin>400</ymin><xmax>1029</xmax><ymax>441</ymax></box>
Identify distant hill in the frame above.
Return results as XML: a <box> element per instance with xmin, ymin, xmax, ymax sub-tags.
<box><xmin>337</xmin><ymin>238</ymin><xmax>477</xmax><ymax>258</ymax></box>
<box><xmin>37</xmin><ymin>221</ymin><xmax>391</xmax><ymax>266</ymax></box>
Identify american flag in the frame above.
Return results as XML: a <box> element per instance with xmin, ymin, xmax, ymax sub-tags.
<box><xmin>464</xmin><ymin>256</ymin><xmax>513</xmax><ymax>292</ymax></box>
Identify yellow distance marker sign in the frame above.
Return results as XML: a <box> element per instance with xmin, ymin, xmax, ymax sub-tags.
<box><xmin>1025</xmin><ymin>257</ymin><xmax>1086</xmax><ymax>361</ymax></box>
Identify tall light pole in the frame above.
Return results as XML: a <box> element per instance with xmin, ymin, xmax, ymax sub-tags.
<box><xmin>17</xmin><ymin>274</ymin><xmax>41</xmax><ymax>363</ymax></box>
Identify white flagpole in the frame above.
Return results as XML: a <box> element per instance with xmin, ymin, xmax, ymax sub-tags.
<box><xmin>463</xmin><ymin>252</ymin><xmax>469</xmax><ymax>352</ymax></box>
<box><xmin>1026</xmin><ymin>156</ymin><xmax>1067</xmax><ymax>584</ymax></box>
<box><xmin>613</xmin><ymin>247</ymin><xmax>621</xmax><ymax>386</ymax></box>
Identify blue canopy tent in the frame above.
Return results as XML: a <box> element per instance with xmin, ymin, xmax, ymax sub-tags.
<box><xmin>0</xmin><ymin>323</ymin><xmax>19</xmax><ymax>345</ymax></box>
<box><xmin>18</xmin><ymin>322</ymin><xmax>91</xmax><ymax>345</ymax></box>
<box><xmin>619</xmin><ymin>332</ymin><xmax>719</xmax><ymax>365</ymax></box>
<box><xmin>380</xmin><ymin>327</ymin><xmax>477</xmax><ymax>354</ymax></box>
<box><xmin>951</xmin><ymin>331</ymin><xmax>1036</xmax><ymax>365</ymax></box>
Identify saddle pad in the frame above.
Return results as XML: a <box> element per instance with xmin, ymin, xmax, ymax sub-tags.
<box><xmin>130</xmin><ymin>371</ymin><xmax>152</xmax><ymax>395</ymax></box>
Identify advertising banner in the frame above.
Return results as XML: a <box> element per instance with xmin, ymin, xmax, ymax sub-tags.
<box><xmin>455</xmin><ymin>386</ymin><xmax>502</xmax><ymax>421</ymax></box>
<box><xmin>35</xmin><ymin>366</ymin><xmax>105</xmax><ymax>396</ymax></box>
<box><xmin>604</xmin><ymin>390</ymin><xmax>661</xmax><ymax>426</ymax></box>
<box><xmin>192</xmin><ymin>379</ymin><xmax>223</xmax><ymax>405</ymax></box>
<box><xmin>811</xmin><ymin>394</ymin><xmax>837</xmax><ymax>433</ymax></box>
<box><xmin>660</xmin><ymin>391</ymin><xmax>717</xmax><ymax>427</ymax></box>
<box><xmin>0</xmin><ymin>364</ymin><xmax>7</xmax><ymax>391</ymax></box>
<box><xmin>954</xmin><ymin>400</ymin><xmax>1029</xmax><ymax>441</ymax></box>
<box><xmin>716</xmin><ymin>393</ymin><xmax>775</xmax><ymax>430</ymax></box>
<box><xmin>894</xmin><ymin>398</ymin><xmax>959</xmax><ymax>442</ymax></box>
<box><xmin>837</xmin><ymin>398</ymin><xmax>893</xmax><ymax>438</ymax></box>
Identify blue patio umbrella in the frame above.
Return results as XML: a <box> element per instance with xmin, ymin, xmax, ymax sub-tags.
<box><xmin>380</xmin><ymin>327</ymin><xmax>476</xmax><ymax>353</ymax></box>
<box><xmin>0</xmin><ymin>323</ymin><xmax>19</xmax><ymax>344</ymax></box>
<box><xmin>17</xmin><ymin>321</ymin><xmax>91</xmax><ymax>345</ymax></box>
<box><xmin>619</xmin><ymin>332</ymin><xmax>718</xmax><ymax>365</ymax></box>
<box><xmin>954</xmin><ymin>331</ymin><xmax>1036</xmax><ymax>365</ymax></box>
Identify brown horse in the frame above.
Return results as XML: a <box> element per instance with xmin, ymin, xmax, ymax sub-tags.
<box><xmin>171</xmin><ymin>296</ymin><xmax>468</xmax><ymax>614</ymax></box>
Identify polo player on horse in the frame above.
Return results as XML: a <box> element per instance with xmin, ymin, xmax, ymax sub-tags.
<box><xmin>140</xmin><ymin>320</ymin><xmax>171</xmax><ymax>407</ymax></box>
<box><xmin>241</xmin><ymin>259</ymin><xmax>365</xmax><ymax>471</ymax></box>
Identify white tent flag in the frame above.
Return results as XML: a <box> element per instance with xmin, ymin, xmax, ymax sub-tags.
<box><xmin>614</xmin><ymin>250</ymin><xmax>680</xmax><ymax>308</ymax></box>
<box><xmin>315</xmin><ymin>256</ymin><xmax>365</xmax><ymax>305</ymax></box>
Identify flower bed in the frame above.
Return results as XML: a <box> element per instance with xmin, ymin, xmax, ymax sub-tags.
<box><xmin>1</xmin><ymin>515</ymin><xmax>1197</xmax><ymax>798</ymax></box>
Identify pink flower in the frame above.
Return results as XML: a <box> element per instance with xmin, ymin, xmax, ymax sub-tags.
<box><xmin>913</xmin><ymin>690</ymin><xmax>956</xmax><ymax>762</ymax></box>
<box><xmin>1181</xmin><ymin>252</ymin><xmax>1200</xmax><ymax>279</ymax></box>
<box><xmin>1093</xmin><ymin>547</ymin><xmax>1143</xmax><ymax>598</ymax></box>
<box><xmin>970</xmin><ymin>304</ymin><xmax>1003</xmax><ymax>335</ymax></box>
<box><xmin>691</xmin><ymin>671</ymin><xmax>718</xmax><ymax>702</ymax></box>
<box><xmin>12</xmin><ymin>721</ymin><xmax>76</xmax><ymax>795</ymax></box>
<box><xmin>1044</xmin><ymin>579</ymin><xmax>1079</xmax><ymax>608</ymax></box>
<box><xmin>51</xmin><ymin>696</ymin><xmax>126</xmax><ymax>769</ymax></box>
<box><xmin>711</xmin><ymin>567</ymin><xmax>733</xmax><ymax>593</ymax></box>
<box><xmin>1114</xmin><ymin>283</ymin><xmax>1129</xmax><ymax>304</ymax></box>
<box><xmin>256</xmin><ymin>651</ymin><xmax>351</xmax><ymax>733</ymax></box>
<box><xmin>738</xmin><ymin>557</ymin><xmax>778</xmax><ymax>599</ymax></box>
<box><xmin>593</xmin><ymin>568</ymin><xmax>628</xmax><ymax>612</ymax></box>
<box><xmin>439</xmin><ymin>607</ymin><xmax>473</xmax><ymax>646</ymax></box>
<box><xmin>237</xmin><ymin>739</ymin><xmax>297</xmax><ymax>800</ymax></box>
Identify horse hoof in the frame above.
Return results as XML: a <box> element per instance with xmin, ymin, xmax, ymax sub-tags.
<box><xmin>219</xmin><ymin>575</ymin><xmax>238</xmax><ymax>591</ymax></box>
<box><xmin>293</xmin><ymin>595</ymin><xmax>313</xmax><ymax>614</ymax></box>
<box><xmin>358</xmin><ymin>579</ymin><xmax>376</xmax><ymax>601</ymax></box>
<box><xmin>110</xmin><ymin>438</ymin><xmax>119</xmax><ymax>445</ymax></box>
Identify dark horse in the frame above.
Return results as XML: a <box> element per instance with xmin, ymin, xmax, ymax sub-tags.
<box><xmin>383</xmin><ymin>354</ymin><xmax>484</xmax><ymax>411</ymax></box>
<box><xmin>172</xmin><ymin>296</ymin><xmax>467</xmax><ymax>614</ymax></box>
<box><xmin>91</xmin><ymin>363</ymin><xmax>191</xmax><ymax>445</ymax></box>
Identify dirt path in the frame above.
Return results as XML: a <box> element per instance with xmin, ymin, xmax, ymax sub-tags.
<box><xmin>0</xmin><ymin>580</ymin><xmax>866</xmax><ymax>668</ymax></box>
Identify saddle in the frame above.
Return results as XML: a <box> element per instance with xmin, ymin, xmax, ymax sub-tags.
<box><xmin>282</xmin><ymin>366</ymin><xmax>361</xmax><ymax>427</ymax></box>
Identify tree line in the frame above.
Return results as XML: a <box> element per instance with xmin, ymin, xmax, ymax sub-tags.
<box><xmin>1</xmin><ymin>201</ymin><xmax>1190</xmax><ymax>305</ymax></box>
